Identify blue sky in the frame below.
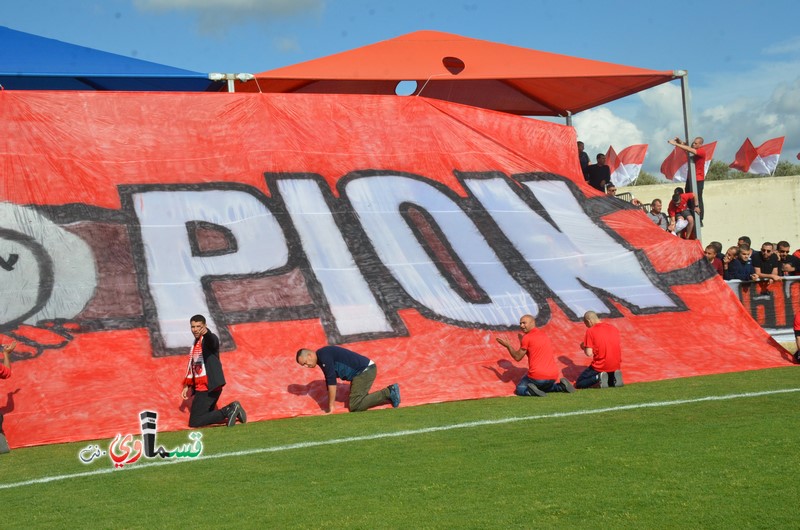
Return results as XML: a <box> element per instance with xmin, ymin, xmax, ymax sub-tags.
<box><xmin>3</xmin><ymin>0</ymin><xmax>800</xmax><ymax>175</ymax></box>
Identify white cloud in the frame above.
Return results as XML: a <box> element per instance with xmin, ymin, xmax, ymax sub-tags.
<box><xmin>135</xmin><ymin>0</ymin><xmax>324</xmax><ymax>15</ymax></box>
<box><xmin>692</xmin><ymin>75</ymin><xmax>800</xmax><ymax>168</ymax></box>
<box><xmin>569</xmin><ymin>66</ymin><xmax>800</xmax><ymax>176</ymax></box>
<box><xmin>763</xmin><ymin>36</ymin><xmax>800</xmax><ymax>55</ymax></box>
<box><xmin>273</xmin><ymin>36</ymin><xmax>301</xmax><ymax>53</ymax></box>
<box><xmin>573</xmin><ymin>107</ymin><xmax>643</xmax><ymax>159</ymax></box>
<box><xmin>134</xmin><ymin>0</ymin><xmax>325</xmax><ymax>34</ymax></box>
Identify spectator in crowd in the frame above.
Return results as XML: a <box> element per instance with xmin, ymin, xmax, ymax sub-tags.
<box><xmin>575</xmin><ymin>311</ymin><xmax>623</xmax><ymax>389</ymax></box>
<box><xmin>724</xmin><ymin>244</ymin><xmax>757</xmax><ymax>281</ymax></box>
<box><xmin>587</xmin><ymin>153</ymin><xmax>610</xmax><ymax>192</ymax></box>
<box><xmin>296</xmin><ymin>346</ymin><xmax>400</xmax><ymax>412</ymax></box>
<box><xmin>752</xmin><ymin>242</ymin><xmax>782</xmax><ymax>282</ymax></box>
<box><xmin>737</xmin><ymin>237</ymin><xmax>752</xmax><ymax>263</ymax></box>
<box><xmin>0</xmin><ymin>341</ymin><xmax>17</xmax><ymax>454</ymax></box>
<box><xmin>721</xmin><ymin>246</ymin><xmax>739</xmax><ymax>278</ymax></box>
<box><xmin>668</xmin><ymin>136</ymin><xmax>710</xmax><ymax>223</ymax></box>
<box><xmin>578</xmin><ymin>141</ymin><xmax>590</xmax><ymax>182</ymax></box>
<box><xmin>181</xmin><ymin>315</ymin><xmax>246</xmax><ymax>428</ymax></box>
<box><xmin>647</xmin><ymin>199</ymin><xmax>670</xmax><ymax>231</ymax></box>
<box><xmin>709</xmin><ymin>241</ymin><xmax>724</xmax><ymax>258</ymax></box>
<box><xmin>704</xmin><ymin>244</ymin><xmax>724</xmax><ymax>276</ymax></box>
<box><xmin>496</xmin><ymin>314</ymin><xmax>575</xmax><ymax>396</ymax></box>
<box><xmin>776</xmin><ymin>241</ymin><xmax>800</xmax><ymax>277</ymax></box>
<box><xmin>604</xmin><ymin>184</ymin><xmax>641</xmax><ymax>206</ymax></box>
<box><xmin>667</xmin><ymin>187</ymin><xmax>698</xmax><ymax>239</ymax></box>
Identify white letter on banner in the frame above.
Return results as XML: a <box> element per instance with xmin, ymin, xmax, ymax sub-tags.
<box><xmin>344</xmin><ymin>175</ymin><xmax>539</xmax><ymax>326</ymax></box>
<box><xmin>464</xmin><ymin>177</ymin><xmax>677</xmax><ymax>315</ymax></box>
<box><xmin>0</xmin><ymin>203</ymin><xmax>96</xmax><ymax>326</ymax></box>
<box><xmin>131</xmin><ymin>189</ymin><xmax>288</xmax><ymax>349</ymax></box>
<box><xmin>275</xmin><ymin>178</ymin><xmax>393</xmax><ymax>336</ymax></box>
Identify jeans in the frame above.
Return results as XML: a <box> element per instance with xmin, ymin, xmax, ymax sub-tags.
<box><xmin>575</xmin><ymin>366</ymin><xmax>619</xmax><ymax>389</ymax></box>
<box><xmin>515</xmin><ymin>376</ymin><xmax>562</xmax><ymax>396</ymax></box>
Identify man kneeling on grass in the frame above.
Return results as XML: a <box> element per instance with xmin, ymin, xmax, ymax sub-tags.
<box><xmin>576</xmin><ymin>311</ymin><xmax>623</xmax><ymax>389</ymax></box>
<box><xmin>496</xmin><ymin>314</ymin><xmax>574</xmax><ymax>397</ymax></box>
<box><xmin>296</xmin><ymin>346</ymin><xmax>400</xmax><ymax>413</ymax></box>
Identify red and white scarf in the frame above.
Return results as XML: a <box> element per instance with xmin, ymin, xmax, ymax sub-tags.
<box><xmin>183</xmin><ymin>337</ymin><xmax>208</xmax><ymax>391</ymax></box>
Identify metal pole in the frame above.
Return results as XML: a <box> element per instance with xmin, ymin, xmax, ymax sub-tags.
<box><xmin>565</xmin><ymin>110</ymin><xmax>572</xmax><ymax>127</ymax></box>
<box><xmin>678</xmin><ymin>71</ymin><xmax>701</xmax><ymax>241</ymax></box>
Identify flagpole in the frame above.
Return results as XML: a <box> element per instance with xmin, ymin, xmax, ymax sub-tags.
<box><xmin>678</xmin><ymin>71</ymin><xmax>701</xmax><ymax>241</ymax></box>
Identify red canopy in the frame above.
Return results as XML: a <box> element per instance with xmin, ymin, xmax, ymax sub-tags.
<box><xmin>242</xmin><ymin>30</ymin><xmax>679</xmax><ymax>116</ymax></box>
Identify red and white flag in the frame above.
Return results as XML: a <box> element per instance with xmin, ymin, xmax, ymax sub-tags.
<box><xmin>661</xmin><ymin>141</ymin><xmax>716</xmax><ymax>182</ymax></box>
<box><xmin>608</xmin><ymin>144</ymin><xmax>648</xmax><ymax>186</ymax></box>
<box><xmin>751</xmin><ymin>136</ymin><xmax>784</xmax><ymax>175</ymax></box>
<box><xmin>731</xmin><ymin>137</ymin><xmax>784</xmax><ymax>175</ymax></box>
<box><xmin>605</xmin><ymin>146</ymin><xmax>618</xmax><ymax>166</ymax></box>
<box><xmin>729</xmin><ymin>138</ymin><xmax>758</xmax><ymax>172</ymax></box>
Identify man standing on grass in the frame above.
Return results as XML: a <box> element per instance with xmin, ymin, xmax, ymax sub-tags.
<box><xmin>496</xmin><ymin>314</ymin><xmax>574</xmax><ymax>396</ymax></box>
<box><xmin>576</xmin><ymin>311</ymin><xmax>623</xmax><ymax>389</ymax></box>
<box><xmin>0</xmin><ymin>341</ymin><xmax>17</xmax><ymax>454</ymax></box>
<box><xmin>296</xmin><ymin>346</ymin><xmax>400</xmax><ymax>413</ymax></box>
<box><xmin>181</xmin><ymin>314</ymin><xmax>246</xmax><ymax>428</ymax></box>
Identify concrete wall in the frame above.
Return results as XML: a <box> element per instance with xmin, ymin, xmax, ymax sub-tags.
<box><xmin>620</xmin><ymin>174</ymin><xmax>800</xmax><ymax>250</ymax></box>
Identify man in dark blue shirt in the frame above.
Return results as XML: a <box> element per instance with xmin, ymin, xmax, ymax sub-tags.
<box><xmin>296</xmin><ymin>345</ymin><xmax>400</xmax><ymax>413</ymax></box>
<box><xmin>724</xmin><ymin>245</ymin><xmax>757</xmax><ymax>281</ymax></box>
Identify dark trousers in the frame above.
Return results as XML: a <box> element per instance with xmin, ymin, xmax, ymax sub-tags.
<box><xmin>515</xmin><ymin>376</ymin><xmax>563</xmax><ymax>396</ymax></box>
<box><xmin>348</xmin><ymin>365</ymin><xmax>391</xmax><ymax>412</ymax></box>
<box><xmin>575</xmin><ymin>366</ymin><xmax>619</xmax><ymax>388</ymax></box>
<box><xmin>0</xmin><ymin>412</ymin><xmax>4</xmax><ymax>433</ymax></box>
<box><xmin>685</xmin><ymin>179</ymin><xmax>704</xmax><ymax>222</ymax></box>
<box><xmin>189</xmin><ymin>388</ymin><xmax>226</xmax><ymax>427</ymax></box>
<box><xmin>576</xmin><ymin>366</ymin><xmax>601</xmax><ymax>388</ymax></box>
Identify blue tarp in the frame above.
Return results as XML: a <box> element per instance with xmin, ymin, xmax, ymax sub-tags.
<box><xmin>0</xmin><ymin>26</ymin><xmax>221</xmax><ymax>91</ymax></box>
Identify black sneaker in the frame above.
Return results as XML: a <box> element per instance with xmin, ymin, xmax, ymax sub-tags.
<box><xmin>599</xmin><ymin>372</ymin><xmax>609</xmax><ymax>388</ymax></box>
<box><xmin>526</xmin><ymin>383</ymin><xmax>547</xmax><ymax>397</ymax></box>
<box><xmin>0</xmin><ymin>433</ymin><xmax>9</xmax><ymax>454</ymax></box>
<box><xmin>236</xmin><ymin>401</ymin><xmax>247</xmax><ymax>424</ymax></box>
<box><xmin>560</xmin><ymin>378</ymin><xmax>575</xmax><ymax>393</ymax></box>
<box><xmin>612</xmin><ymin>370</ymin><xmax>624</xmax><ymax>387</ymax></box>
<box><xmin>226</xmin><ymin>402</ymin><xmax>241</xmax><ymax>427</ymax></box>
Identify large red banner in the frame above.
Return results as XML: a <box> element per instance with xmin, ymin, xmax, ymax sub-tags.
<box><xmin>0</xmin><ymin>91</ymin><xmax>791</xmax><ymax>449</ymax></box>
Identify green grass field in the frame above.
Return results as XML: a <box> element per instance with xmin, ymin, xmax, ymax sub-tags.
<box><xmin>2</xmin><ymin>367</ymin><xmax>799</xmax><ymax>528</ymax></box>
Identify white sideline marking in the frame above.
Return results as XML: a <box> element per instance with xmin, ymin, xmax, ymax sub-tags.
<box><xmin>2</xmin><ymin>387</ymin><xmax>798</xmax><ymax>490</ymax></box>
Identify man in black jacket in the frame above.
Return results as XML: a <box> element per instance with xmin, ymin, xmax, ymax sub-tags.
<box><xmin>181</xmin><ymin>314</ymin><xmax>246</xmax><ymax>428</ymax></box>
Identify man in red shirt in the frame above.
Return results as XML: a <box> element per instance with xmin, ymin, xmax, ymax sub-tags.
<box><xmin>0</xmin><ymin>340</ymin><xmax>17</xmax><ymax>454</ymax></box>
<box><xmin>496</xmin><ymin>314</ymin><xmax>574</xmax><ymax>397</ymax></box>
<box><xmin>704</xmin><ymin>244</ymin><xmax>724</xmax><ymax>276</ymax></box>
<box><xmin>575</xmin><ymin>312</ymin><xmax>623</xmax><ymax>389</ymax></box>
<box><xmin>793</xmin><ymin>314</ymin><xmax>800</xmax><ymax>364</ymax></box>
<box><xmin>668</xmin><ymin>136</ymin><xmax>709</xmax><ymax>223</ymax></box>
<box><xmin>667</xmin><ymin>188</ymin><xmax>699</xmax><ymax>239</ymax></box>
